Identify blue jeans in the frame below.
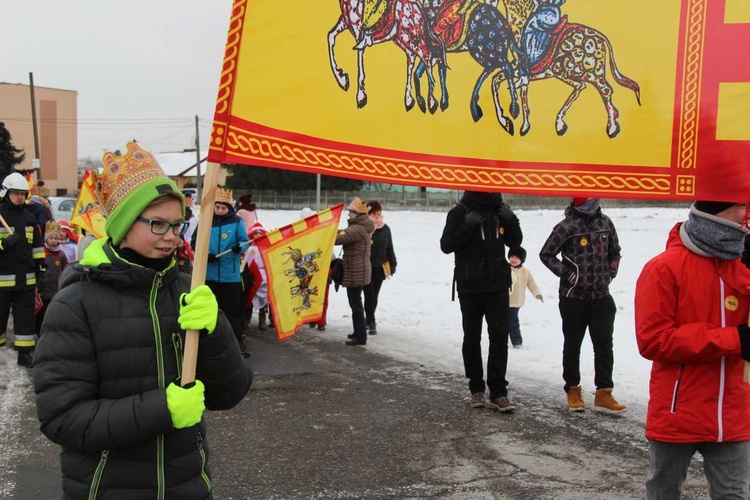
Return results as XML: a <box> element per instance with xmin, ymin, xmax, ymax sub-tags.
<box><xmin>645</xmin><ymin>440</ymin><xmax>750</xmax><ymax>499</ymax></box>
<box><xmin>508</xmin><ymin>307</ymin><xmax>521</xmax><ymax>346</ymax></box>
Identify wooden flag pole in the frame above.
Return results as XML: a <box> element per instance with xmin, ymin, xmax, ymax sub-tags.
<box><xmin>0</xmin><ymin>213</ymin><xmax>14</xmax><ymax>234</ymax></box>
<box><xmin>181</xmin><ymin>161</ymin><xmax>222</xmax><ymax>386</ymax></box>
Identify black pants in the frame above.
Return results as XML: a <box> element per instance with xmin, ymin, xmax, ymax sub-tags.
<box><xmin>458</xmin><ymin>291</ymin><xmax>509</xmax><ymax>400</ymax></box>
<box><xmin>347</xmin><ymin>286</ymin><xmax>367</xmax><ymax>342</ymax></box>
<box><xmin>0</xmin><ymin>288</ymin><xmax>35</xmax><ymax>351</ymax></box>
<box><xmin>207</xmin><ymin>281</ymin><xmax>244</xmax><ymax>345</ymax></box>
<box><xmin>559</xmin><ymin>295</ymin><xmax>616</xmax><ymax>392</ymax></box>
<box><xmin>35</xmin><ymin>298</ymin><xmax>52</xmax><ymax>336</ymax></box>
<box><xmin>363</xmin><ymin>271</ymin><xmax>385</xmax><ymax>325</ymax></box>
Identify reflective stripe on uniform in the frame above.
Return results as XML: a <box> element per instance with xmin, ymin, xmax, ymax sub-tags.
<box><xmin>0</xmin><ymin>273</ymin><xmax>36</xmax><ymax>287</ymax></box>
<box><xmin>0</xmin><ymin>336</ymin><xmax>6</xmax><ymax>346</ymax></box>
<box><xmin>15</xmin><ymin>333</ymin><xmax>35</xmax><ymax>348</ymax></box>
<box><xmin>32</xmin><ymin>247</ymin><xmax>45</xmax><ymax>259</ymax></box>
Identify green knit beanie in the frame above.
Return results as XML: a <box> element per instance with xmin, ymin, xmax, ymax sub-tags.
<box><xmin>105</xmin><ymin>177</ymin><xmax>184</xmax><ymax>245</ymax></box>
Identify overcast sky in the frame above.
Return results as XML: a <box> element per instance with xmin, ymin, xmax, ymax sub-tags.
<box><xmin>2</xmin><ymin>1</ymin><xmax>233</xmax><ymax>159</ymax></box>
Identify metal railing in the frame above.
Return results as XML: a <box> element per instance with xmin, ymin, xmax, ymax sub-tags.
<box><xmin>242</xmin><ymin>190</ymin><xmax>690</xmax><ymax>212</ymax></box>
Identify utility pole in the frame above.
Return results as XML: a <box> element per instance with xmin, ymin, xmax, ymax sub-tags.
<box><xmin>316</xmin><ymin>174</ymin><xmax>321</xmax><ymax>210</ymax></box>
<box><xmin>194</xmin><ymin>115</ymin><xmax>202</xmax><ymax>201</ymax></box>
<box><xmin>29</xmin><ymin>72</ymin><xmax>41</xmax><ymax>179</ymax></box>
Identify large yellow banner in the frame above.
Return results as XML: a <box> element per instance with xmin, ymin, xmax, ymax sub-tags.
<box><xmin>208</xmin><ymin>0</ymin><xmax>750</xmax><ymax>201</ymax></box>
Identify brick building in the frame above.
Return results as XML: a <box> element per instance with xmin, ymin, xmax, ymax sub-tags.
<box><xmin>0</xmin><ymin>82</ymin><xmax>78</xmax><ymax>195</ymax></box>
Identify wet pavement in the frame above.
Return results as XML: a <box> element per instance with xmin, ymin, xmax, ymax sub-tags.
<box><xmin>0</xmin><ymin>324</ymin><xmax>711</xmax><ymax>499</ymax></box>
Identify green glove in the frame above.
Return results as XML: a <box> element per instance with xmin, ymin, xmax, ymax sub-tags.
<box><xmin>166</xmin><ymin>380</ymin><xmax>205</xmax><ymax>429</ymax></box>
<box><xmin>178</xmin><ymin>285</ymin><xmax>218</xmax><ymax>334</ymax></box>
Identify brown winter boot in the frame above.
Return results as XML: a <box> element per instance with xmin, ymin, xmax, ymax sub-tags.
<box><xmin>258</xmin><ymin>307</ymin><xmax>267</xmax><ymax>331</ymax></box>
<box><xmin>566</xmin><ymin>385</ymin><xmax>585</xmax><ymax>412</ymax></box>
<box><xmin>594</xmin><ymin>388</ymin><xmax>627</xmax><ymax>414</ymax></box>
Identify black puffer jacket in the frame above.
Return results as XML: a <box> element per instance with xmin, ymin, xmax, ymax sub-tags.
<box><xmin>370</xmin><ymin>224</ymin><xmax>397</xmax><ymax>279</ymax></box>
<box><xmin>440</xmin><ymin>192</ymin><xmax>523</xmax><ymax>294</ymax></box>
<box><xmin>539</xmin><ymin>204</ymin><xmax>621</xmax><ymax>300</ymax></box>
<box><xmin>34</xmin><ymin>239</ymin><xmax>252</xmax><ymax>500</ymax></box>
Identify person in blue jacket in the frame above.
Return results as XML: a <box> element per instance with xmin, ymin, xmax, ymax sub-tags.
<box><xmin>194</xmin><ymin>187</ymin><xmax>250</xmax><ymax>357</ymax></box>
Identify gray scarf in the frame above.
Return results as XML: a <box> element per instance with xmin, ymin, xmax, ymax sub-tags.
<box><xmin>681</xmin><ymin>205</ymin><xmax>748</xmax><ymax>260</ymax></box>
<box><xmin>575</xmin><ymin>198</ymin><xmax>600</xmax><ymax>215</ymax></box>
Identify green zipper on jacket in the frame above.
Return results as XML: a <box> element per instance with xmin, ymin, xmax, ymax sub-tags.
<box><xmin>171</xmin><ymin>332</ymin><xmax>183</xmax><ymax>380</ymax></box>
<box><xmin>149</xmin><ymin>270</ymin><xmax>166</xmax><ymax>500</ymax></box>
<box><xmin>198</xmin><ymin>432</ymin><xmax>212</xmax><ymax>493</ymax></box>
<box><xmin>87</xmin><ymin>450</ymin><xmax>109</xmax><ymax>500</ymax></box>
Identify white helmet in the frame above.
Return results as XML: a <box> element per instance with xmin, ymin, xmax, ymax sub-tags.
<box><xmin>0</xmin><ymin>172</ymin><xmax>30</xmax><ymax>198</ymax></box>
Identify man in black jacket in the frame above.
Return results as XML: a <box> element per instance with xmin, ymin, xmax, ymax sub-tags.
<box><xmin>0</xmin><ymin>172</ymin><xmax>44</xmax><ymax>367</ymax></box>
<box><xmin>539</xmin><ymin>197</ymin><xmax>625</xmax><ymax>413</ymax></box>
<box><xmin>440</xmin><ymin>191</ymin><xmax>523</xmax><ymax>411</ymax></box>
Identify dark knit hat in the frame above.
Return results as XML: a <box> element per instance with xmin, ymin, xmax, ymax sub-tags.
<box><xmin>694</xmin><ymin>201</ymin><xmax>737</xmax><ymax>216</ymax></box>
<box><xmin>238</xmin><ymin>193</ymin><xmax>256</xmax><ymax>210</ymax></box>
<box><xmin>508</xmin><ymin>246</ymin><xmax>527</xmax><ymax>263</ymax></box>
<box><xmin>368</xmin><ymin>200</ymin><xmax>382</xmax><ymax>213</ymax></box>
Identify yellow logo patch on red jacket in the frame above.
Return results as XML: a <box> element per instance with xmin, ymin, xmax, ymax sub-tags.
<box><xmin>725</xmin><ymin>295</ymin><xmax>739</xmax><ymax>312</ymax></box>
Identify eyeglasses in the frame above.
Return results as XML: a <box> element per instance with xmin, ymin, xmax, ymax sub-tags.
<box><xmin>136</xmin><ymin>216</ymin><xmax>189</xmax><ymax>236</ymax></box>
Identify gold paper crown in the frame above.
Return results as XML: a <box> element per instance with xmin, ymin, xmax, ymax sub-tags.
<box><xmin>45</xmin><ymin>220</ymin><xmax>61</xmax><ymax>236</ymax></box>
<box><xmin>215</xmin><ymin>186</ymin><xmax>233</xmax><ymax>205</ymax></box>
<box><xmin>35</xmin><ymin>186</ymin><xmax>50</xmax><ymax>198</ymax></box>
<box><xmin>92</xmin><ymin>142</ymin><xmax>168</xmax><ymax>215</ymax></box>
<box><xmin>347</xmin><ymin>196</ymin><xmax>371</xmax><ymax>215</ymax></box>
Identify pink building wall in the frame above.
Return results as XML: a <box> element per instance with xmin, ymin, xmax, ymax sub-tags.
<box><xmin>0</xmin><ymin>83</ymin><xmax>78</xmax><ymax>195</ymax></box>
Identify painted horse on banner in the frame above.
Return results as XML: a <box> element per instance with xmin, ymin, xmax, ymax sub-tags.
<box><xmin>415</xmin><ymin>0</ymin><xmax>522</xmax><ymax>135</ymax></box>
<box><xmin>328</xmin><ymin>0</ymin><xmax>442</xmax><ymax>113</ymax></box>
<box><xmin>505</xmin><ymin>0</ymin><xmax>641</xmax><ymax>137</ymax></box>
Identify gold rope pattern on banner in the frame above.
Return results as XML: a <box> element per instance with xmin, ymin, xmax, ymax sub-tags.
<box><xmin>676</xmin><ymin>0</ymin><xmax>706</xmax><ymax>170</ymax></box>
<box><xmin>214</xmin><ymin>1</ymin><xmax>246</xmax><ymax>116</ymax></box>
<box><xmin>225</xmin><ymin>130</ymin><xmax>670</xmax><ymax>193</ymax></box>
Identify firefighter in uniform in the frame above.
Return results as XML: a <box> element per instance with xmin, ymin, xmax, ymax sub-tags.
<box><xmin>0</xmin><ymin>173</ymin><xmax>44</xmax><ymax>366</ymax></box>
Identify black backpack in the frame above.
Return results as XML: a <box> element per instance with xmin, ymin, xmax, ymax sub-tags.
<box><xmin>330</xmin><ymin>257</ymin><xmax>344</xmax><ymax>291</ymax></box>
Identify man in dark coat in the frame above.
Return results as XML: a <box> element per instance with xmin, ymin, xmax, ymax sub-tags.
<box><xmin>0</xmin><ymin>172</ymin><xmax>44</xmax><ymax>366</ymax></box>
<box><xmin>440</xmin><ymin>191</ymin><xmax>523</xmax><ymax>411</ymax></box>
<box><xmin>539</xmin><ymin>197</ymin><xmax>625</xmax><ymax>413</ymax></box>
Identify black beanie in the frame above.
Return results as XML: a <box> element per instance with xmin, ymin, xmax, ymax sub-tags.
<box><xmin>694</xmin><ymin>201</ymin><xmax>736</xmax><ymax>215</ymax></box>
<box><xmin>508</xmin><ymin>246</ymin><xmax>527</xmax><ymax>263</ymax></box>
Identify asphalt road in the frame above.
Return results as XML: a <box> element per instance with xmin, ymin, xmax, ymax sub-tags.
<box><xmin>0</xmin><ymin>324</ymin><xmax>711</xmax><ymax>499</ymax></box>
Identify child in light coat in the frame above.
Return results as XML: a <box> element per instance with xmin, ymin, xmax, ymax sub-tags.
<box><xmin>508</xmin><ymin>247</ymin><xmax>543</xmax><ymax>348</ymax></box>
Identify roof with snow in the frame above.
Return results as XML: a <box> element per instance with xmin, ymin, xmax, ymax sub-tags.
<box><xmin>152</xmin><ymin>150</ymin><xmax>209</xmax><ymax>177</ymax></box>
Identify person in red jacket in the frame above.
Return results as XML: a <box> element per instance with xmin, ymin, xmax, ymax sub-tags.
<box><xmin>635</xmin><ymin>192</ymin><xmax>750</xmax><ymax>497</ymax></box>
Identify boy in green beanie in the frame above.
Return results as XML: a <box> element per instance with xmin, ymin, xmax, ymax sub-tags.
<box><xmin>33</xmin><ymin>142</ymin><xmax>252</xmax><ymax>499</ymax></box>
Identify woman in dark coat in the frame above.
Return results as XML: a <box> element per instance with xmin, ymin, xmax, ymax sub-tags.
<box><xmin>363</xmin><ymin>200</ymin><xmax>397</xmax><ymax>335</ymax></box>
<box><xmin>336</xmin><ymin>197</ymin><xmax>375</xmax><ymax>346</ymax></box>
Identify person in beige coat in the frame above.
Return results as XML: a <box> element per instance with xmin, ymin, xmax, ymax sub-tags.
<box><xmin>508</xmin><ymin>247</ymin><xmax>543</xmax><ymax>348</ymax></box>
<box><xmin>336</xmin><ymin>197</ymin><xmax>375</xmax><ymax>346</ymax></box>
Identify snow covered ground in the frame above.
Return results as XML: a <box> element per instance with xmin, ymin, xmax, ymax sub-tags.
<box><xmin>253</xmin><ymin>206</ymin><xmax>688</xmax><ymax>419</ymax></box>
